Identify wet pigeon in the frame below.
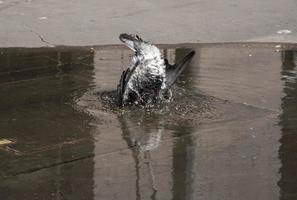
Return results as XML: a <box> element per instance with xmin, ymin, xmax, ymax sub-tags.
<box><xmin>117</xmin><ymin>33</ymin><xmax>195</xmax><ymax>106</ymax></box>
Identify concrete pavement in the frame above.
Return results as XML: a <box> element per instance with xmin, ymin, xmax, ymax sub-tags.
<box><xmin>0</xmin><ymin>0</ymin><xmax>297</xmax><ymax>47</ymax></box>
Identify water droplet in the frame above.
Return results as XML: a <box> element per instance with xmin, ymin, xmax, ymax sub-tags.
<box><xmin>275</xmin><ymin>44</ymin><xmax>281</xmax><ymax>48</ymax></box>
<box><xmin>39</xmin><ymin>16</ymin><xmax>48</xmax><ymax>20</ymax></box>
<box><xmin>277</xmin><ymin>29</ymin><xmax>292</xmax><ymax>34</ymax></box>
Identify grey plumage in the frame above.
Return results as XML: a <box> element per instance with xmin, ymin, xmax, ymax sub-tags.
<box><xmin>117</xmin><ymin>33</ymin><xmax>195</xmax><ymax>106</ymax></box>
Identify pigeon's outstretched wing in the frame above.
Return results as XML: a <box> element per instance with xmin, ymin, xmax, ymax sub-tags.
<box><xmin>117</xmin><ymin>64</ymin><xmax>137</xmax><ymax>106</ymax></box>
<box><xmin>165</xmin><ymin>51</ymin><xmax>195</xmax><ymax>87</ymax></box>
<box><xmin>117</xmin><ymin>34</ymin><xmax>144</xmax><ymax>106</ymax></box>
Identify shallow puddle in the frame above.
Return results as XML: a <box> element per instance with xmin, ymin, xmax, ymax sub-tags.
<box><xmin>0</xmin><ymin>43</ymin><xmax>296</xmax><ymax>200</ymax></box>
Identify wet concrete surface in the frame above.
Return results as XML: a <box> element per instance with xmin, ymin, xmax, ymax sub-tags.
<box><xmin>0</xmin><ymin>43</ymin><xmax>296</xmax><ymax>200</ymax></box>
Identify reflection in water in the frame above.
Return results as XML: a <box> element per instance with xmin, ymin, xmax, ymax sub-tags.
<box><xmin>0</xmin><ymin>48</ymin><xmax>96</xmax><ymax>200</ymax></box>
<box><xmin>172</xmin><ymin>125</ymin><xmax>195</xmax><ymax>200</ymax></box>
<box><xmin>2</xmin><ymin>44</ymin><xmax>297</xmax><ymax>200</ymax></box>
<box><xmin>279</xmin><ymin>50</ymin><xmax>297</xmax><ymax>200</ymax></box>
<box><xmin>0</xmin><ymin>48</ymin><xmax>95</xmax><ymax>84</ymax></box>
<box><xmin>171</xmin><ymin>48</ymin><xmax>198</xmax><ymax>200</ymax></box>
<box><xmin>119</xmin><ymin>111</ymin><xmax>163</xmax><ymax>200</ymax></box>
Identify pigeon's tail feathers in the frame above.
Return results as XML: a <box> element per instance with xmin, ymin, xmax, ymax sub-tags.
<box><xmin>165</xmin><ymin>51</ymin><xmax>195</xmax><ymax>87</ymax></box>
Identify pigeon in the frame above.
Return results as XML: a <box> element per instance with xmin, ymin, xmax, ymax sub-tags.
<box><xmin>117</xmin><ymin>33</ymin><xmax>195</xmax><ymax>106</ymax></box>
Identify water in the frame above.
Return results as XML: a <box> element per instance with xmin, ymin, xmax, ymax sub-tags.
<box><xmin>0</xmin><ymin>43</ymin><xmax>296</xmax><ymax>200</ymax></box>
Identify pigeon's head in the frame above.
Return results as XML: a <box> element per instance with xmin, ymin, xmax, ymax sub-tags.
<box><xmin>119</xmin><ymin>33</ymin><xmax>162</xmax><ymax>62</ymax></box>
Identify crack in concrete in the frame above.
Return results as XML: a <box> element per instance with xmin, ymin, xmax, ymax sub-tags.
<box><xmin>4</xmin><ymin>154</ymin><xmax>94</xmax><ymax>178</ymax></box>
<box><xmin>28</xmin><ymin>28</ymin><xmax>56</xmax><ymax>47</ymax></box>
<box><xmin>22</xmin><ymin>23</ymin><xmax>56</xmax><ymax>47</ymax></box>
<box><xmin>3</xmin><ymin>146</ymin><xmax>143</xmax><ymax>178</ymax></box>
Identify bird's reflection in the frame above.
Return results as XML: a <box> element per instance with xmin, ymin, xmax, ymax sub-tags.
<box><xmin>118</xmin><ymin>110</ymin><xmax>163</xmax><ymax>200</ymax></box>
